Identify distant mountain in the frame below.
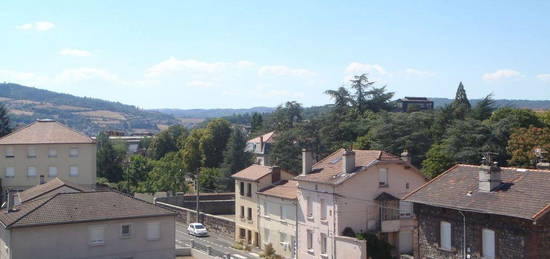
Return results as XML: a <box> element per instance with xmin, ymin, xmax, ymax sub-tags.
<box><xmin>154</xmin><ymin>107</ymin><xmax>276</xmax><ymax>118</ymax></box>
<box><xmin>430</xmin><ymin>98</ymin><xmax>550</xmax><ymax>110</ymax></box>
<box><xmin>0</xmin><ymin>83</ymin><xmax>179</xmax><ymax>136</ymax></box>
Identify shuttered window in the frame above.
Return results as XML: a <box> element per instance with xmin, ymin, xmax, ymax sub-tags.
<box><xmin>48</xmin><ymin>167</ymin><xmax>58</xmax><ymax>177</ymax></box>
<box><xmin>27</xmin><ymin>167</ymin><xmax>37</xmax><ymax>177</ymax></box>
<box><xmin>70</xmin><ymin>166</ymin><xmax>79</xmax><ymax>176</ymax></box>
<box><xmin>379</xmin><ymin>168</ymin><xmax>388</xmax><ymax>187</ymax></box>
<box><xmin>482</xmin><ymin>229</ymin><xmax>495</xmax><ymax>259</ymax></box>
<box><xmin>440</xmin><ymin>221</ymin><xmax>451</xmax><ymax>250</ymax></box>
<box><xmin>89</xmin><ymin>226</ymin><xmax>105</xmax><ymax>245</ymax></box>
<box><xmin>147</xmin><ymin>222</ymin><xmax>161</xmax><ymax>241</ymax></box>
<box><xmin>5</xmin><ymin>167</ymin><xmax>15</xmax><ymax>178</ymax></box>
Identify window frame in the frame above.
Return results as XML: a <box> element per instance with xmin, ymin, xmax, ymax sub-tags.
<box><xmin>378</xmin><ymin>168</ymin><xmax>388</xmax><ymax>187</ymax></box>
<box><xmin>5</xmin><ymin>147</ymin><xmax>14</xmax><ymax>158</ymax></box>
<box><xmin>120</xmin><ymin>223</ymin><xmax>133</xmax><ymax>238</ymax></box>
<box><xmin>306</xmin><ymin>196</ymin><xmax>313</xmax><ymax>218</ymax></box>
<box><xmin>48</xmin><ymin>166</ymin><xmax>58</xmax><ymax>177</ymax></box>
<box><xmin>48</xmin><ymin>148</ymin><xmax>57</xmax><ymax>158</ymax></box>
<box><xmin>27</xmin><ymin>167</ymin><xmax>37</xmax><ymax>177</ymax></box>
<box><xmin>5</xmin><ymin>167</ymin><xmax>15</xmax><ymax>178</ymax></box>
<box><xmin>482</xmin><ymin>228</ymin><xmax>495</xmax><ymax>259</ymax></box>
<box><xmin>321</xmin><ymin>233</ymin><xmax>327</xmax><ymax>255</ymax></box>
<box><xmin>320</xmin><ymin>198</ymin><xmax>327</xmax><ymax>220</ymax></box>
<box><xmin>439</xmin><ymin>221</ymin><xmax>452</xmax><ymax>250</ymax></box>
<box><xmin>146</xmin><ymin>222</ymin><xmax>161</xmax><ymax>241</ymax></box>
<box><xmin>89</xmin><ymin>225</ymin><xmax>105</xmax><ymax>246</ymax></box>
<box><xmin>69</xmin><ymin>166</ymin><xmax>79</xmax><ymax>176</ymax></box>
<box><xmin>307</xmin><ymin>230</ymin><xmax>314</xmax><ymax>252</ymax></box>
<box><xmin>69</xmin><ymin>147</ymin><xmax>79</xmax><ymax>158</ymax></box>
<box><xmin>246</xmin><ymin>183</ymin><xmax>252</xmax><ymax>197</ymax></box>
<box><xmin>27</xmin><ymin>147</ymin><xmax>37</xmax><ymax>158</ymax></box>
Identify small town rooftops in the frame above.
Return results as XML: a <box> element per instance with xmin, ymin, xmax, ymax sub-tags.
<box><xmin>258</xmin><ymin>180</ymin><xmax>298</xmax><ymax>200</ymax></box>
<box><xmin>0</xmin><ymin>120</ymin><xmax>94</xmax><ymax>145</ymax></box>
<box><xmin>404</xmin><ymin>164</ymin><xmax>550</xmax><ymax>221</ymax></box>
<box><xmin>247</xmin><ymin>131</ymin><xmax>275</xmax><ymax>144</ymax></box>
<box><xmin>18</xmin><ymin>177</ymin><xmax>91</xmax><ymax>203</ymax></box>
<box><xmin>0</xmin><ymin>191</ymin><xmax>175</xmax><ymax>229</ymax></box>
<box><xmin>294</xmin><ymin>149</ymin><xmax>408</xmax><ymax>185</ymax></box>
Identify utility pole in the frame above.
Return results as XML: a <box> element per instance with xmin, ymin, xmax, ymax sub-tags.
<box><xmin>195</xmin><ymin>168</ymin><xmax>200</xmax><ymax>223</ymax></box>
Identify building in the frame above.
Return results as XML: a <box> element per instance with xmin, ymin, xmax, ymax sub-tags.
<box><xmin>0</xmin><ymin>119</ymin><xmax>97</xmax><ymax>192</ymax></box>
<box><xmin>258</xmin><ymin>180</ymin><xmax>298</xmax><ymax>258</ymax></box>
<box><xmin>245</xmin><ymin>131</ymin><xmax>275</xmax><ymax>165</ymax></box>
<box><xmin>404</xmin><ymin>162</ymin><xmax>550</xmax><ymax>259</ymax></box>
<box><xmin>232</xmin><ymin>164</ymin><xmax>296</xmax><ymax>247</ymax></box>
<box><xmin>91</xmin><ymin>135</ymin><xmax>149</xmax><ymax>154</ymax></box>
<box><xmin>0</xmin><ymin>178</ymin><xmax>176</xmax><ymax>259</ymax></box>
<box><xmin>294</xmin><ymin>149</ymin><xmax>426</xmax><ymax>259</ymax></box>
<box><xmin>395</xmin><ymin>97</ymin><xmax>434</xmax><ymax>112</ymax></box>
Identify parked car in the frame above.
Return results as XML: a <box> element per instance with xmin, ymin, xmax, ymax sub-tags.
<box><xmin>187</xmin><ymin>223</ymin><xmax>208</xmax><ymax>237</ymax></box>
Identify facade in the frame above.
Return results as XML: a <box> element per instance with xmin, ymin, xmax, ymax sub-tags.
<box><xmin>0</xmin><ymin>120</ymin><xmax>97</xmax><ymax>192</ymax></box>
<box><xmin>0</xmin><ymin>180</ymin><xmax>176</xmax><ymax>259</ymax></box>
<box><xmin>294</xmin><ymin>149</ymin><xmax>426</xmax><ymax>259</ymax></box>
<box><xmin>395</xmin><ymin>97</ymin><xmax>434</xmax><ymax>112</ymax></box>
<box><xmin>245</xmin><ymin>131</ymin><xmax>275</xmax><ymax>166</ymax></box>
<box><xmin>232</xmin><ymin>164</ymin><xmax>295</xmax><ymax>247</ymax></box>
<box><xmin>257</xmin><ymin>180</ymin><xmax>298</xmax><ymax>258</ymax></box>
<box><xmin>404</xmin><ymin>163</ymin><xmax>550</xmax><ymax>259</ymax></box>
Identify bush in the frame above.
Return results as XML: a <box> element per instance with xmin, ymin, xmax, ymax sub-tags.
<box><xmin>342</xmin><ymin>227</ymin><xmax>356</xmax><ymax>237</ymax></box>
<box><xmin>260</xmin><ymin>243</ymin><xmax>281</xmax><ymax>259</ymax></box>
<box><xmin>356</xmin><ymin>232</ymin><xmax>393</xmax><ymax>259</ymax></box>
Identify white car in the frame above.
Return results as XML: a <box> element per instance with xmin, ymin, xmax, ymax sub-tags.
<box><xmin>187</xmin><ymin>223</ymin><xmax>208</xmax><ymax>237</ymax></box>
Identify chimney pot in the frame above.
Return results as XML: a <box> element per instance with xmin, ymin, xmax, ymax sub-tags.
<box><xmin>7</xmin><ymin>190</ymin><xmax>17</xmax><ymax>212</ymax></box>
<box><xmin>271</xmin><ymin>166</ymin><xmax>281</xmax><ymax>183</ymax></box>
<box><xmin>342</xmin><ymin>149</ymin><xmax>356</xmax><ymax>174</ymax></box>
<box><xmin>302</xmin><ymin>149</ymin><xmax>313</xmax><ymax>176</ymax></box>
<box><xmin>400</xmin><ymin>150</ymin><xmax>410</xmax><ymax>162</ymax></box>
<box><xmin>478</xmin><ymin>162</ymin><xmax>501</xmax><ymax>192</ymax></box>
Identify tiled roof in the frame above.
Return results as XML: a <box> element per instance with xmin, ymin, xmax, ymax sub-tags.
<box><xmin>0</xmin><ymin>191</ymin><xmax>175</xmax><ymax>228</ymax></box>
<box><xmin>18</xmin><ymin>178</ymin><xmax>91</xmax><ymax>203</ymax></box>
<box><xmin>293</xmin><ymin>149</ymin><xmax>403</xmax><ymax>185</ymax></box>
<box><xmin>232</xmin><ymin>164</ymin><xmax>292</xmax><ymax>182</ymax></box>
<box><xmin>258</xmin><ymin>180</ymin><xmax>298</xmax><ymax>200</ymax></box>
<box><xmin>247</xmin><ymin>131</ymin><xmax>276</xmax><ymax>144</ymax></box>
<box><xmin>0</xmin><ymin>120</ymin><xmax>94</xmax><ymax>145</ymax></box>
<box><xmin>404</xmin><ymin>164</ymin><xmax>550</xmax><ymax>221</ymax></box>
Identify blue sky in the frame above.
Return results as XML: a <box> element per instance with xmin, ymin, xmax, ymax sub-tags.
<box><xmin>1</xmin><ymin>1</ymin><xmax>550</xmax><ymax>109</ymax></box>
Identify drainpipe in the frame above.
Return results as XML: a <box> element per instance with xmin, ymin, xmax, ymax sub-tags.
<box><xmin>332</xmin><ymin>185</ymin><xmax>337</xmax><ymax>259</ymax></box>
<box><xmin>295</xmin><ymin>199</ymin><xmax>299</xmax><ymax>259</ymax></box>
<box><xmin>458</xmin><ymin>210</ymin><xmax>466</xmax><ymax>259</ymax></box>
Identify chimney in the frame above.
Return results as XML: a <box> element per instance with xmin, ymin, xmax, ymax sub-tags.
<box><xmin>342</xmin><ymin>149</ymin><xmax>356</xmax><ymax>174</ymax></box>
<box><xmin>400</xmin><ymin>150</ymin><xmax>410</xmax><ymax>162</ymax></box>
<box><xmin>479</xmin><ymin>161</ymin><xmax>501</xmax><ymax>192</ymax></box>
<box><xmin>302</xmin><ymin>149</ymin><xmax>313</xmax><ymax>176</ymax></box>
<box><xmin>534</xmin><ymin>148</ymin><xmax>550</xmax><ymax>169</ymax></box>
<box><xmin>259</xmin><ymin>136</ymin><xmax>264</xmax><ymax>152</ymax></box>
<box><xmin>271</xmin><ymin>166</ymin><xmax>281</xmax><ymax>183</ymax></box>
<box><xmin>40</xmin><ymin>175</ymin><xmax>45</xmax><ymax>184</ymax></box>
<box><xmin>7</xmin><ymin>190</ymin><xmax>17</xmax><ymax>212</ymax></box>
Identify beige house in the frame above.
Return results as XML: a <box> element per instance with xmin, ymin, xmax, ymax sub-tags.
<box><xmin>295</xmin><ymin>149</ymin><xmax>427</xmax><ymax>259</ymax></box>
<box><xmin>0</xmin><ymin>119</ymin><xmax>97</xmax><ymax>192</ymax></box>
<box><xmin>258</xmin><ymin>180</ymin><xmax>298</xmax><ymax>258</ymax></box>
<box><xmin>0</xmin><ymin>179</ymin><xmax>176</xmax><ymax>259</ymax></box>
<box><xmin>232</xmin><ymin>164</ymin><xmax>295</xmax><ymax>247</ymax></box>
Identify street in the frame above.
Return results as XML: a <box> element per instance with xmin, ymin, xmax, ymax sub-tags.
<box><xmin>176</xmin><ymin>221</ymin><xmax>259</xmax><ymax>258</ymax></box>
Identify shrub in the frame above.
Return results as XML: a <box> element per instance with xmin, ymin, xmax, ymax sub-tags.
<box><xmin>342</xmin><ymin>227</ymin><xmax>356</xmax><ymax>237</ymax></box>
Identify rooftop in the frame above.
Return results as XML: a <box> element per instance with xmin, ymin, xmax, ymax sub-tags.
<box><xmin>294</xmin><ymin>149</ymin><xmax>405</xmax><ymax>185</ymax></box>
<box><xmin>231</xmin><ymin>164</ymin><xmax>294</xmax><ymax>182</ymax></box>
<box><xmin>0</xmin><ymin>120</ymin><xmax>94</xmax><ymax>145</ymax></box>
<box><xmin>258</xmin><ymin>180</ymin><xmax>298</xmax><ymax>200</ymax></box>
<box><xmin>404</xmin><ymin>164</ymin><xmax>550</xmax><ymax>221</ymax></box>
<box><xmin>247</xmin><ymin>131</ymin><xmax>276</xmax><ymax>144</ymax></box>
<box><xmin>18</xmin><ymin>177</ymin><xmax>91</xmax><ymax>203</ymax></box>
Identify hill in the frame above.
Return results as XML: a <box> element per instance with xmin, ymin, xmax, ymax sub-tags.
<box><xmin>430</xmin><ymin>98</ymin><xmax>550</xmax><ymax>110</ymax></box>
<box><xmin>0</xmin><ymin>83</ymin><xmax>179</xmax><ymax>136</ymax></box>
<box><xmin>154</xmin><ymin>107</ymin><xmax>276</xmax><ymax>118</ymax></box>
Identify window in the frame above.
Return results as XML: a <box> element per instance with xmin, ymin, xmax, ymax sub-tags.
<box><xmin>240</xmin><ymin>206</ymin><xmax>245</xmax><ymax>219</ymax></box>
<box><xmin>247</xmin><ymin>183</ymin><xmax>252</xmax><ymax>197</ymax></box>
<box><xmin>48</xmin><ymin>167</ymin><xmax>58</xmax><ymax>177</ymax></box>
<box><xmin>146</xmin><ymin>222</ymin><xmax>160</xmax><ymax>240</ymax></box>
<box><xmin>379</xmin><ymin>168</ymin><xmax>388</xmax><ymax>187</ymax></box>
<box><xmin>263</xmin><ymin>202</ymin><xmax>268</xmax><ymax>216</ymax></box>
<box><xmin>5</xmin><ymin>147</ymin><xmax>14</xmax><ymax>158</ymax></box>
<box><xmin>307</xmin><ymin>197</ymin><xmax>313</xmax><ymax>218</ymax></box>
<box><xmin>264</xmin><ymin>228</ymin><xmax>270</xmax><ymax>243</ymax></box>
<box><xmin>121</xmin><ymin>224</ymin><xmax>132</xmax><ymax>238</ymax></box>
<box><xmin>320</xmin><ymin>199</ymin><xmax>327</xmax><ymax>220</ymax></box>
<box><xmin>27</xmin><ymin>167</ymin><xmax>37</xmax><ymax>177</ymax></box>
<box><xmin>89</xmin><ymin>225</ymin><xmax>105</xmax><ymax>245</ymax></box>
<box><xmin>280</xmin><ymin>232</ymin><xmax>287</xmax><ymax>245</ymax></box>
<box><xmin>399</xmin><ymin>201</ymin><xmax>413</xmax><ymax>218</ymax></box>
<box><xmin>69</xmin><ymin>147</ymin><xmax>79</xmax><ymax>158</ymax></box>
<box><xmin>240</xmin><ymin>182</ymin><xmax>245</xmax><ymax>196</ymax></box>
<box><xmin>48</xmin><ymin>148</ymin><xmax>57</xmax><ymax>158</ymax></box>
<box><xmin>440</xmin><ymin>221</ymin><xmax>451</xmax><ymax>250</ymax></box>
<box><xmin>280</xmin><ymin>205</ymin><xmax>284</xmax><ymax>220</ymax></box>
<box><xmin>247</xmin><ymin>207</ymin><xmax>252</xmax><ymax>221</ymax></box>
<box><xmin>239</xmin><ymin>228</ymin><xmax>246</xmax><ymax>239</ymax></box>
<box><xmin>307</xmin><ymin>230</ymin><xmax>313</xmax><ymax>252</ymax></box>
<box><xmin>482</xmin><ymin>229</ymin><xmax>495</xmax><ymax>259</ymax></box>
<box><xmin>70</xmin><ymin>166</ymin><xmax>79</xmax><ymax>176</ymax></box>
<box><xmin>321</xmin><ymin>233</ymin><xmax>327</xmax><ymax>255</ymax></box>
<box><xmin>5</xmin><ymin>167</ymin><xmax>15</xmax><ymax>178</ymax></box>
<box><xmin>27</xmin><ymin>147</ymin><xmax>36</xmax><ymax>158</ymax></box>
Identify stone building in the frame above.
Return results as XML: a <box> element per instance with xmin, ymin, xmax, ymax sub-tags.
<box><xmin>404</xmin><ymin>163</ymin><xmax>550</xmax><ymax>259</ymax></box>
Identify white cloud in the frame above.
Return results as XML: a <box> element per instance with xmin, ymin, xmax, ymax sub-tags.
<box><xmin>145</xmin><ymin>57</ymin><xmax>255</xmax><ymax>78</ymax></box>
<box><xmin>404</xmin><ymin>68</ymin><xmax>436</xmax><ymax>78</ymax></box>
<box><xmin>345</xmin><ymin>62</ymin><xmax>389</xmax><ymax>76</ymax></box>
<box><xmin>16</xmin><ymin>21</ymin><xmax>54</xmax><ymax>31</ymax></box>
<box><xmin>59</xmin><ymin>49</ymin><xmax>92</xmax><ymax>57</ymax></box>
<box><xmin>258</xmin><ymin>65</ymin><xmax>316</xmax><ymax>77</ymax></box>
<box><xmin>187</xmin><ymin>80</ymin><xmax>213</xmax><ymax>88</ymax></box>
<box><xmin>482</xmin><ymin>69</ymin><xmax>521</xmax><ymax>81</ymax></box>
<box><xmin>536</xmin><ymin>74</ymin><xmax>550</xmax><ymax>82</ymax></box>
<box><xmin>53</xmin><ymin>68</ymin><xmax>121</xmax><ymax>84</ymax></box>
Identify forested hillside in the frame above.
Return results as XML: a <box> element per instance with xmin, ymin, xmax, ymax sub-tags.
<box><xmin>0</xmin><ymin>83</ymin><xmax>179</xmax><ymax>135</ymax></box>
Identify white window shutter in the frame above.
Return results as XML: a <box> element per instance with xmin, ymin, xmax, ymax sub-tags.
<box><xmin>147</xmin><ymin>222</ymin><xmax>161</xmax><ymax>240</ymax></box>
<box><xmin>440</xmin><ymin>221</ymin><xmax>451</xmax><ymax>250</ymax></box>
<box><xmin>482</xmin><ymin>229</ymin><xmax>495</xmax><ymax>259</ymax></box>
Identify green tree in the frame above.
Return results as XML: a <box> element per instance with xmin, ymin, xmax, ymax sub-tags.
<box><xmin>96</xmin><ymin>132</ymin><xmax>126</xmax><ymax>182</ymax></box>
<box><xmin>204</xmin><ymin>119</ymin><xmax>232</xmax><ymax>167</ymax></box>
<box><xmin>422</xmin><ymin>143</ymin><xmax>455</xmax><ymax>178</ymax></box>
<box><xmin>451</xmin><ymin>82</ymin><xmax>471</xmax><ymax>119</ymax></box>
<box><xmin>251</xmin><ymin>113</ymin><xmax>263</xmax><ymax>133</ymax></box>
<box><xmin>221</xmin><ymin>129</ymin><xmax>252</xmax><ymax>191</ymax></box>
<box><xmin>470</xmin><ymin>94</ymin><xmax>496</xmax><ymax>121</ymax></box>
<box><xmin>147</xmin><ymin>152</ymin><xmax>187</xmax><ymax>195</ymax></box>
<box><xmin>198</xmin><ymin>167</ymin><xmax>224</xmax><ymax>192</ymax></box>
<box><xmin>123</xmin><ymin>155</ymin><xmax>153</xmax><ymax>192</ymax></box>
<box><xmin>0</xmin><ymin>103</ymin><xmax>12</xmax><ymax>137</ymax></box>
<box><xmin>325</xmin><ymin>86</ymin><xmax>352</xmax><ymax>112</ymax></box>
<box><xmin>348</xmin><ymin>74</ymin><xmax>394</xmax><ymax>114</ymax></box>
<box><xmin>507</xmin><ymin>127</ymin><xmax>550</xmax><ymax>167</ymax></box>
<box><xmin>270</xmin><ymin>130</ymin><xmax>302</xmax><ymax>173</ymax></box>
<box><xmin>270</xmin><ymin>101</ymin><xmax>303</xmax><ymax>130</ymax></box>
<box><xmin>181</xmin><ymin>129</ymin><xmax>205</xmax><ymax>174</ymax></box>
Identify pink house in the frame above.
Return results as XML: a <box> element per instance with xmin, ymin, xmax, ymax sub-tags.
<box><xmin>294</xmin><ymin>149</ymin><xmax>426</xmax><ymax>259</ymax></box>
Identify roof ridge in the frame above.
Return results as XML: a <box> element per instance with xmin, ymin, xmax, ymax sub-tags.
<box><xmin>7</xmin><ymin>193</ymin><xmax>59</xmax><ymax>228</ymax></box>
<box><xmin>460</xmin><ymin>164</ymin><xmax>550</xmax><ymax>173</ymax></box>
<box><xmin>0</xmin><ymin>121</ymin><xmax>37</xmax><ymax>141</ymax></box>
<box><xmin>402</xmin><ymin>164</ymin><xmax>461</xmax><ymax>201</ymax></box>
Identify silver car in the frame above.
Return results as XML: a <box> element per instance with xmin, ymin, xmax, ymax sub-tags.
<box><xmin>187</xmin><ymin>223</ymin><xmax>208</xmax><ymax>237</ymax></box>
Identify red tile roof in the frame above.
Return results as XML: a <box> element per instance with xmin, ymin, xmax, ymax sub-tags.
<box><xmin>0</xmin><ymin>120</ymin><xmax>94</xmax><ymax>145</ymax></box>
<box><xmin>258</xmin><ymin>180</ymin><xmax>298</xmax><ymax>200</ymax></box>
<box><xmin>247</xmin><ymin>131</ymin><xmax>276</xmax><ymax>144</ymax></box>
<box><xmin>404</xmin><ymin>164</ymin><xmax>550</xmax><ymax>221</ymax></box>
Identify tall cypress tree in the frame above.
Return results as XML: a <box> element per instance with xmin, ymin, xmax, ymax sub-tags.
<box><xmin>0</xmin><ymin>103</ymin><xmax>12</xmax><ymax>137</ymax></box>
<box><xmin>451</xmin><ymin>82</ymin><xmax>471</xmax><ymax>119</ymax></box>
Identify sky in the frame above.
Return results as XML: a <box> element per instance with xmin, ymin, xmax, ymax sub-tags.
<box><xmin>1</xmin><ymin>1</ymin><xmax>550</xmax><ymax>109</ymax></box>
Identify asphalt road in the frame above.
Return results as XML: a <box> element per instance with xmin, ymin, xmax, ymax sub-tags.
<box><xmin>176</xmin><ymin>221</ymin><xmax>259</xmax><ymax>258</ymax></box>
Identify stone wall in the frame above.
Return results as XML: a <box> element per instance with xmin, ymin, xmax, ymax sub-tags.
<box><xmin>156</xmin><ymin>201</ymin><xmax>235</xmax><ymax>240</ymax></box>
<box><xmin>156</xmin><ymin>193</ymin><xmax>234</xmax><ymax>215</ymax></box>
<box><xmin>414</xmin><ymin>203</ymin><xmax>550</xmax><ymax>259</ymax></box>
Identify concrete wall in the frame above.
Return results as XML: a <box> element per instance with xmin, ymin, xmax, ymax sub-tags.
<box><xmin>0</xmin><ymin>143</ymin><xmax>97</xmax><ymax>190</ymax></box>
<box><xmin>414</xmin><ymin>203</ymin><xmax>550</xmax><ymax>259</ymax></box>
<box><xmin>258</xmin><ymin>194</ymin><xmax>297</xmax><ymax>258</ymax></box>
<box><xmin>8</xmin><ymin>215</ymin><xmax>175</xmax><ymax>259</ymax></box>
<box><xmin>335</xmin><ymin>235</ymin><xmax>367</xmax><ymax>259</ymax></box>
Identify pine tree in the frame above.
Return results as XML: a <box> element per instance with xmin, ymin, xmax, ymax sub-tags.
<box><xmin>0</xmin><ymin>103</ymin><xmax>12</xmax><ymax>137</ymax></box>
<box><xmin>451</xmin><ymin>82</ymin><xmax>471</xmax><ymax>119</ymax></box>
<box><xmin>251</xmin><ymin>113</ymin><xmax>263</xmax><ymax>133</ymax></box>
<box><xmin>221</xmin><ymin>129</ymin><xmax>252</xmax><ymax>191</ymax></box>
